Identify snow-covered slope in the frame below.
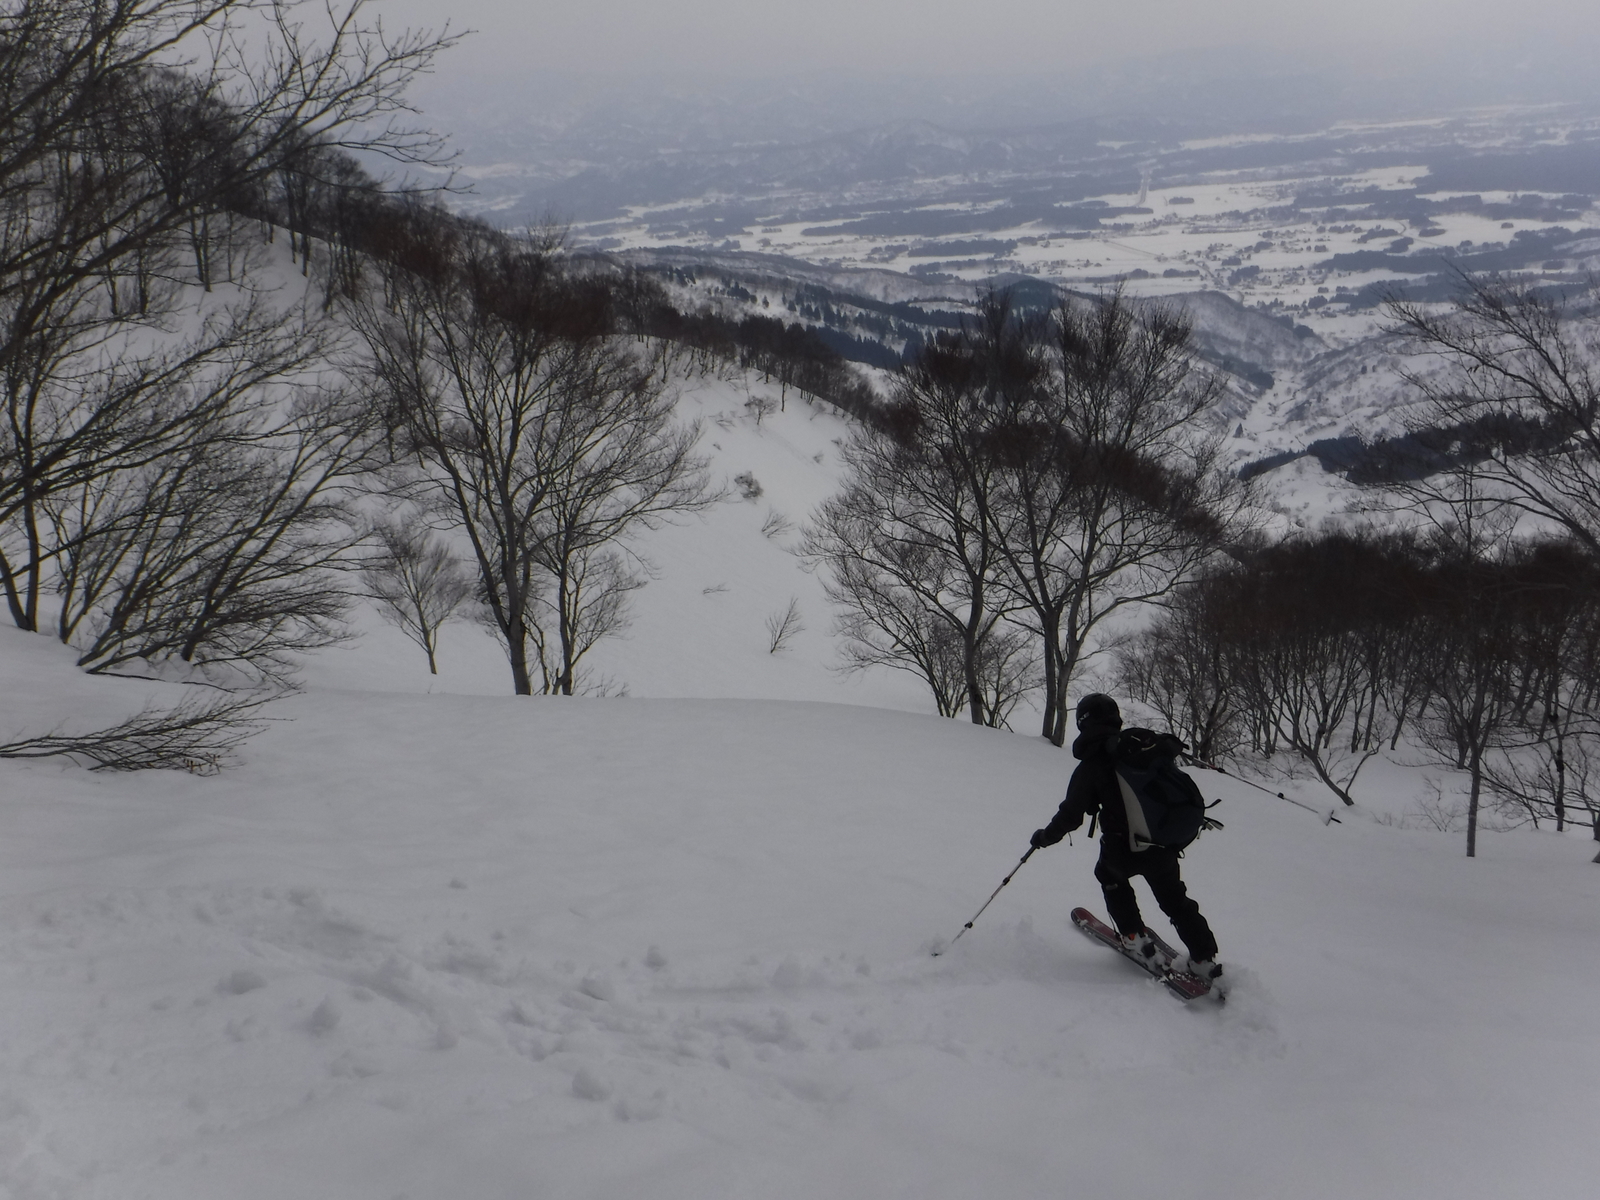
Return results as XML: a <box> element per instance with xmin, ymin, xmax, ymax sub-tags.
<box><xmin>2</xmin><ymin>622</ymin><xmax>1597</xmax><ymax>1198</ymax></box>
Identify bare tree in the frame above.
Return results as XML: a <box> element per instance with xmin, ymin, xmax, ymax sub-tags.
<box><xmin>1382</xmin><ymin>274</ymin><xmax>1600</xmax><ymax>854</ymax></box>
<box><xmin>745</xmin><ymin>394</ymin><xmax>776</xmax><ymax>425</ymax></box>
<box><xmin>1479</xmin><ymin>541</ymin><xmax>1600</xmax><ymax>836</ymax></box>
<box><xmin>362</xmin><ymin>518</ymin><xmax>472</xmax><ymax>674</ymax></box>
<box><xmin>1388</xmin><ymin>274</ymin><xmax>1600</xmax><ymax>557</ymax></box>
<box><xmin>765</xmin><ymin>596</ymin><xmax>803</xmax><ymax>654</ymax></box>
<box><xmin>990</xmin><ymin>288</ymin><xmax>1243</xmax><ymax>745</ymax></box>
<box><xmin>804</xmin><ymin>293</ymin><xmax>1033</xmax><ymax>726</ymax></box>
<box><xmin>0</xmin><ymin>0</ymin><xmax>458</xmax><ymax>636</ymax></box>
<box><xmin>1227</xmin><ymin>538</ymin><xmax>1399</xmax><ymax>807</ymax></box>
<box><xmin>353</xmin><ymin>218</ymin><xmax>713</xmax><ymax>695</ymax></box>
<box><xmin>1116</xmin><ymin>573</ymin><xmax>1244</xmax><ymax>763</ymax></box>
<box><xmin>352</xmin><ymin>218</ymin><xmax>582</xmax><ymax>695</ymax></box>
<box><xmin>817</xmin><ymin>532</ymin><xmax>967</xmax><ymax>716</ymax></box>
<box><xmin>1411</xmin><ymin>552</ymin><xmax>1524</xmax><ymax>857</ymax></box>
<box><xmin>1121</xmin><ymin>529</ymin><xmax>1440</xmax><ymax>805</ymax></box>
<box><xmin>526</xmin><ymin>546</ymin><xmax>646</xmax><ymax>693</ymax></box>
<box><xmin>127</xmin><ymin>67</ymin><xmax>254</xmax><ymax>290</ymax></box>
<box><xmin>760</xmin><ymin>508</ymin><xmax>794</xmax><ymax>539</ymax></box>
<box><xmin>805</xmin><ymin>467</ymin><xmax>1033</xmax><ymax>725</ymax></box>
<box><xmin>521</xmin><ymin>342</ymin><xmax>713</xmax><ymax>695</ymax></box>
<box><xmin>44</xmin><ymin>379</ymin><xmax>373</xmax><ymax>681</ymax></box>
<box><xmin>2</xmin><ymin>291</ymin><xmax>341</xmax><ymax>634</ymax></box>
<box><xmin>0</xmin><ymin>0</ymin><xmax>455</xmax><ymax>305</ymax></box>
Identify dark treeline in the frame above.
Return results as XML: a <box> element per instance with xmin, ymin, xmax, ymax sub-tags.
<box><xmin>277</xmin><ymin>170</ymin><xmax>884</xmax><ymax>421</ymax></box>
<box><xmin>1239</xmin><ymin>410</ymin><xmax>1567</xmax><ymax>486</ymax></box>
<box><xmin>628</xmin><ymin>300</ymin><xmax>881</xmax><ymax>421</ymax></box>
<box><xmin>1120</xmin><ymin>532</ymin><xmax>1600</xmax><ymax>852</ymax></box>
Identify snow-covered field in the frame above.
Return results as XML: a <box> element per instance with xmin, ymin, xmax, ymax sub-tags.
<box><xmin>600</xmin><ymin>166</ymin><xmax>1431</xmax><ymax>294</ymax></box>
<box><xmin>577</xmin><ymin>161</ymin><xmax>1600</xmax><ymax>330</ymax></box>
<box><xmin>4</xmin><ymin>580</ymin><xmax>1600</xmax><ymax>1197</ymax></box>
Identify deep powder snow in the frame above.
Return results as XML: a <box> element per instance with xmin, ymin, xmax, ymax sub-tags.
<box><xmin>1</xmin><ymin>624</ymin><xmax>1597</xmax><ymax>1198</ymax></box>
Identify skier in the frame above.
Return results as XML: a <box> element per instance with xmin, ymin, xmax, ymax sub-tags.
<box><xmin>1029</xmin><ymin>693</ymin><xmax>1226</xmax><ymax>991</ymax></box>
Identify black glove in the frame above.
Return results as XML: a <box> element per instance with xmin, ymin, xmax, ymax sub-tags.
<box><xmin>1030</xmin><ymin>827</ymin><xmax>1061</xmax><ymax>849</ymax></box>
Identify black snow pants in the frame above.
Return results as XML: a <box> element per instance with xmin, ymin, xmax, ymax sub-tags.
<box><xmin>1093</xmin><ymin>837</ymin><xmax>1218</xmax><ymax>961</ymax></box>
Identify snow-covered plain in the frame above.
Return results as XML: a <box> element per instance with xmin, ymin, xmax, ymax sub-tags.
<box><xmin>4</xmin><ymin>540</ymin><xmax>1600</xmax><ymax>1196</ymax></box>
<box><xmin>578</xmin><ymin>160</ymin><xmax>1600</xmax><ymax>331</ymax></box>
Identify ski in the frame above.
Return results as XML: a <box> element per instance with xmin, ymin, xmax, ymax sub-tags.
<box><xmin>1069</xmin><ymin>906</ymin><xmax>1215</xmax><ymax>1002</ymax></box>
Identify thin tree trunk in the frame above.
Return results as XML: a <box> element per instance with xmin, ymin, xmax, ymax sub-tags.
<box><xmin>557</xmin><ymin>568</ymin><xmax>576</xmax><ymax>696</ymax></box>
<box><xmin>1551</xmin><ymin>707</ymin><xmax>1567</xmax><ymax>833</ymax></box>
<box><xmin>1467</xmin><ymin>747</ymin><xmax>1482</xmax><ymax>858</ymax></box>
<box><xmin>20</xmin><ymin>493</ymin><xmax>43</xmax><ymax>632</ymax></box>
<box><xmin>506</xmin><ymin>625</ymin><xmax>532</xmax><ymax>696</ymax></box>
<box><xmin>0</xmin><ymin>551</ymin><xmax>28</xmax><ymax>629</ymax></box>
<box><xmin>1038</xmin><ymin>613</ymin><xmax>1061</xmax><ymax>743</ymax></box>
<box><xmin>962</xmin><ymin>607</ymin><xmax>985</xmax><ymax>725</ymax></box>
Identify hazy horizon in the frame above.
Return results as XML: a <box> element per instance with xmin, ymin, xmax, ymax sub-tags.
<box><xmin>382</xmin><ymin>0</ymin><xmax>1600</xmax><ymax>106</ymax></box>
<box><xmin>381</xmin><ymin>5</ymin><xmax>1600</xmax><ymax>164</ymax></box>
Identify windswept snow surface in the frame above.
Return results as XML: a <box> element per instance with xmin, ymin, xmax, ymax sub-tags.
<box><xmin>4</xmin><ymin>636</ymin><xmax>1599</xmax><ymax>1198</ymax></box>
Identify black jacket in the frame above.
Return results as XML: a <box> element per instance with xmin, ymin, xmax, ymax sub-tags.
<box><xmin>1035</xmin><ymin>717</ymin><xmax>1127</xmax><ymax>846</ymax></box>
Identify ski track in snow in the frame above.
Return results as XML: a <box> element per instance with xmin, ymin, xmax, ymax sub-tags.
<box><xmin>0</xmin><ymin>870</ymin><xmax>1287</xmax><ymax>1199</ymax></box>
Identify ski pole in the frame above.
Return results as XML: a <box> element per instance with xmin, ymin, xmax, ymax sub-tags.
<box><xmin>1183</xmin><ymin>754</ymin><xmax>1342</xmax><ymax>824</ymax></box>
<box><xmin>932</xmin><ymin>846</ymin><xmax>1034</xmax><ymax>956</ymax></box>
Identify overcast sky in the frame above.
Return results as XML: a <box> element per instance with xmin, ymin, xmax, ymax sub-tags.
<box><xmin>378</xmin><ymin>0</ymin><xmax>1600</xmax><ymax>82</ymax></box>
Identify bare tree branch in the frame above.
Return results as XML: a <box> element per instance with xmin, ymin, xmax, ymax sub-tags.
<box><xmin>0</xmin><ymin>687</ymin><xmax>280</xmax><ymax>773</ymax></box>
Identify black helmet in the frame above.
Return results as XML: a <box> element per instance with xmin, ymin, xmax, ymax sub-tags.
<box><xmin>1075</xmin><ymin>693</ymin><xmax>1121</xmax><ymax>730</ymax></box>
